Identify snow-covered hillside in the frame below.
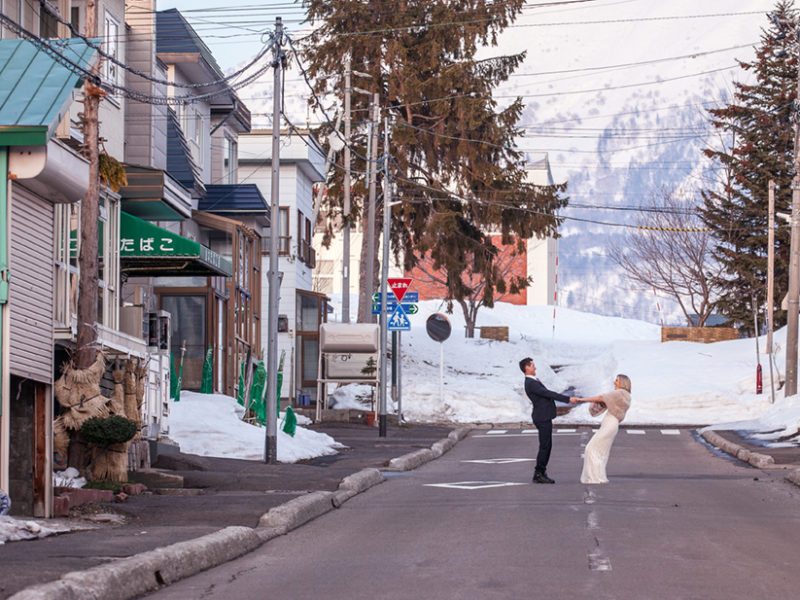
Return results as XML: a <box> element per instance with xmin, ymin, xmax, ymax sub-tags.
<box><xmin>224</xmin><ymin>0</ymin><xmax>772</xmax><ymax>324</ymax></box>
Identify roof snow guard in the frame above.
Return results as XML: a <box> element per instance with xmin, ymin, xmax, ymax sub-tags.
<box><xmin>0</xmin><ymin>38</ymin><xmax>98</xmax><ymax>146</ymax></box>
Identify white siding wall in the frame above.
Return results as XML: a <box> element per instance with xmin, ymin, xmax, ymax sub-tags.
<box><xmin>526</xmin><ymin>236</ymin><xmax>557</xmax><ymax>307</ymax></box>
<box><xmin>9</xmin><ymin>186</ymin><xmax>54</xmax><ymax>383</ymax></box>
<box><xmin>123</xmin><ymin>0</ymin><xmax>167</xmax><ymax>170</ymax></box>
<box><xmin>98</xmin><ymin>0</ymin><xmax>126</xmax><ymax>160</ymax></box>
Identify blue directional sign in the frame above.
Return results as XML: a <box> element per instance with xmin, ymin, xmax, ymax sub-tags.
<box><xmin>371</xmin><ymin>301</ymin><xmax>419</xmax><ymax>315</ymax></box>
<box><xmin>388</xmin><ymin>304</ymin><xmax>412</xmax><ymax>331</ymax></box>
<box><xmin>373</xmin><ymin>292</ymin><xmax>419</xmax><ymax>303</ymax></box>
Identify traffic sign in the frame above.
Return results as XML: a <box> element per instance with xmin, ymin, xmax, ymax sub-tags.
<box><xmin>372</xmin><ymin>302</ymin><xmax>419</xmax><ymax>315</ymax></box>
<box><xmin>388</xmin><ymin>277</ymin><xmax>413</xmax><ymax>302</ymax></box>
<box><xmin>388</xmin><ymin>304</ymin><xmax>411</xmax><ymax>330</ymax></box>
<box><xmin>372</xmin><ymin>291</ymin><xmax>418</xmax><ymax>303</ymax></box>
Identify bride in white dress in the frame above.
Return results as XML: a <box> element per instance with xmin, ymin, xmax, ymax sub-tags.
<box><xmin>571</xmin><ymin>374</ymin><xmax>632</xmax><ymax>484</ymax></box>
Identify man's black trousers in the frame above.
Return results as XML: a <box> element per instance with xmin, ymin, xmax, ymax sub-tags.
<box><xmin>534</xmin><ymin>420</ymin><xmax>553</xmax><ymax>473</ymax></box>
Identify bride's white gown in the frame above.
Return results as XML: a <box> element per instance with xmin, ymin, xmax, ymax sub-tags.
<box><xmin>581</xmin><ymin>412</ymin><xmax>620</xmax><ymax>484</ymax></box>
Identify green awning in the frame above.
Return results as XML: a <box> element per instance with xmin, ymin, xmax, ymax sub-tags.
<box><xmin>0</xmin><ymin>38</ymin><xmax>98</xmax><ymax>146</ymax></box>
<box><xmin>120</xmin><ymin>211</ymin><xmax>232</xmax><ymax>277</ymax></box>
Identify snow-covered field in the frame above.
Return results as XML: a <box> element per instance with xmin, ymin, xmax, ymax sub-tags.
<box><xmin>328</xmin><ymin>298</ymin><xmax>795</xmax><ymax>435</ymax></box>
<box><xmin>169</xmin><ymin>392</ymin><xmax>344</xmax><ymax>463</ymax></box>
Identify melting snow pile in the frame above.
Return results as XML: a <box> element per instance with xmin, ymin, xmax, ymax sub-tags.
<box><xmin>169</xmin><ymin>392</ymin><xmax>344</xmax><ymax>462</ymax></box>
<box><xmin>0</xmin><ymin>517</ymin><xmax>76</xmax><ymax>544</ymax></box>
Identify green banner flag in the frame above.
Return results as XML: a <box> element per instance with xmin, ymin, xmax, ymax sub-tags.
<box><xmin>251</xmin><ymin>361</ymin><xmax>267</xmax><ymax>425</ymax></box>
<box><xmin>169</xmin><ymin>352</ymin><xmax>183</xmax><ymax>402</ymax></box>
<box><xmin>282</xmin><ymin>405</ymin><xmax>297</xmax><ymax>437</ymax></box>
<box><xmin>200</xmin><ymin>346</ymin><xmax>214</xmax><ymax>394</ymax></box>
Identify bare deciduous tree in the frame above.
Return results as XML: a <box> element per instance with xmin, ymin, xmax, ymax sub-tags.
<box><xmin>609</xmin><ymin>191</ymin><xmax>722</xmax><ymax>327</ymax></box>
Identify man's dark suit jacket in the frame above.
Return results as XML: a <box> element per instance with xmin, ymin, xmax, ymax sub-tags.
<box><xmin>524</xmin><ymin>376</ymin><xmax>571</xmax><ymax>423</ymax></box>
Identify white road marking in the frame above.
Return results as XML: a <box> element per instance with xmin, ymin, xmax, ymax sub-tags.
<box><xmin>424</xmin><ymin>481</ymin><xmax>528</xmax><ymax>490</ymax></box>
<box><xmin>588</xmin><ymin>552</ymin><xmax>612</xmax><ymax>572</ymax></box>
<box><xmin>557</xmin><ymin>428</ymin><xmax>577</xmax><ymax>433</ymax></box>
<box><xmin>626</xmin><ymin>429</ymin><xmax>646</xmax><ymax>435</ymax></box>
<box><xmin>461</xmin><ymin>458</ymin><xmax>535</xmax><ymax>464</ymax></box>
<box><xmin>485</xmin><ymin>430</ymin><xmax>507</xmax><ymax>435</ymax></box>
<box><xmin>475</xmin><ymin>433</ymin><xmax>579</xmax><ymax>438</ymax></box>
<box><xmin>587</xmin><ymin>510</ymin><xmax>599</xmax><ymax>530</ymax></box>
<box><xmin>661</xmin><ymin>429</ymin><xmax>681</xmax><ymax>435</ymax></box>
<box><xmin>522</xmin><ymin>429</ymin><xmax>537</xmax><ymax>434</ymax></box>
<box><xmin>583</xmin><ymin>489</ymin><xmax>596</xmax><ymax>505</ymax></box>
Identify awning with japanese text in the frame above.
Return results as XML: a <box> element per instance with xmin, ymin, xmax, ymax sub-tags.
<box><xmin>119</xmin><ymin>211</ymin><xmax>232</xmax><ymax>277</ymax></box>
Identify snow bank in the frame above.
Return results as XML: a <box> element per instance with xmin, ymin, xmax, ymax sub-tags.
<box><xmin>326</xmin><ymin>297</ymin><xmax>792</xmax><ymax>427</ymax></box>
<box><xmin>169</xmin><ymin>392</ymin><xmax>344</xmax><ymax>463</ymax></box>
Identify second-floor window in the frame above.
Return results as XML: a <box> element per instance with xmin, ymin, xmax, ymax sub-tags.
<box><xmin>39</xmin><ymin>2</ymin><xmax>58</xmax><ymax>38</ymax></box>
<box><xmin>223</xmin><ymin>136</ymin><xmax>237</xmax><ymax>184</ymax></box>
<box><xmin>104</xmin><ymin>13</ymin><xmax>121</xmax><ymax>90</ymax></box>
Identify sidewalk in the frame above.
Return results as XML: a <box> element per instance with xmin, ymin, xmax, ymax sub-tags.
<box><xmin>0</xmin><ymin>423</ymin><xmax>452</xmax><ymax>599</ymax></box>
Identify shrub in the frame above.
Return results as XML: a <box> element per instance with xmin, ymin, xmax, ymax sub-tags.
<box><xmin>80</xmin><ymin>415</ymin><xmax>137</xmax><ymax>446</ymax></box>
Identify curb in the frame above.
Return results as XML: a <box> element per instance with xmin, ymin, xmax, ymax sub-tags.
<box><xmin>700</xmin><ymin>430</ymin><xmax>776</xmax><ymax>469</ymax></box>
<box><xmin>258</xmin><ymin>491</ymin><xmax>335</xmax><ymax>531</ymax></box>
<box><xmin>10</xmin><ymin>426</ymin><xmax>470</xmax><ymax>599</ymax></box>
<box><xmin>9</xmin><ymin>526</ymin><xmax>264</xmax><ymax>600</ymax></box>
<box><xmin>786</xmin><ymin>469</ymin><xmax>800</xmax><ymax>487</ymax></box>
<box><xmin>387</xmin><ymin>426</ymin><xmax>472</xmax><ymax>470</ymax></box>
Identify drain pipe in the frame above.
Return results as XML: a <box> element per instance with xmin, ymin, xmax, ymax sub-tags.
<box><xmin>0</xmin><ymin>147</ymin><xmax>10</xmax><ymax>492</ymax></box>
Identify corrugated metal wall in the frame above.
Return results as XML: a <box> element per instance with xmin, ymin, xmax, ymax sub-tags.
<box><xmin>9</xmin><ymin>185</ymin><xmax>54</xmax><ymax>383</ymax></box>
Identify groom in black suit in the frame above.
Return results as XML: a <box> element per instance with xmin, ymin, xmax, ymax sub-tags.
<box><xmin>519</xmin><ymin>357</ymin><xmax>572</xmax><ymax>484</ymax></box>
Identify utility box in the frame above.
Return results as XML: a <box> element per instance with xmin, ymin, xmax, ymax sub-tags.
<box><xmin>317</xmin><ymin>323</ymin><xmax>381</xmax><ymax>422</ymax></box>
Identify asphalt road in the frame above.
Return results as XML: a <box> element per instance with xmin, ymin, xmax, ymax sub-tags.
<box><xmin>149</xmin><ymin>427</ymin><xmax>800</xmax><ymax>600</ymax></box>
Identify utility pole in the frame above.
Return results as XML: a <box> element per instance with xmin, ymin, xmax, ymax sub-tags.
<box><xmin>363</xmin><ymin>93</ymin><xmax>380</xmax><ymax>323</ymax></box>
<box><xmin>379</xmin><ymin>116</ymin><xmax>391</xmax><ymax>437</ymax></box>
<box><xmin>786</xmin><ymin>46</ymin><xmax>800</xmax><ymax>396</ymax></box>
<box><xmin>768</xmin><ymin>180</ymin><xmax>776</xmax><ymax>355</ymax></box>
<box><xmin>75</xmin><ymin>0</ymin><xmax>101</xmax><ymax>372</ymax></box>
<box><xmin>341</xmin><ymin>57</ymin><xmax>352</xmax><ymax>323</ymax></box>
<box><xmin>768</xmin><ymin>180</ymin><xmax>776</xmax><ymax>403</ymax></box>
<box><xmin>265</xmin><ymin>17</ymin><xmax>284</xmax><ymax>463</ymax></box>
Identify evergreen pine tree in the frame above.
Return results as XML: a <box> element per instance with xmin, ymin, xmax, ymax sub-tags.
<box><xmin>700</xmin><ymin>1</ymin><xmax>798</xmax><ymax>329</ymax></box>
<box><xmin>300</xmin><ymin>0</ymin><xmax>567</xmax><ymax>322</ymax></box>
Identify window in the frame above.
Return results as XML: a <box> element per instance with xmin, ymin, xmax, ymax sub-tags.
<box><xmin>39</xmin><ymin>1</ymin><xmax>58</xmax><ymax>38</ymax></box>
<box><xmin>279</xmin><ymin>207</ymin><xmax>290</xmax><ymax>255</ymax></box>
<box><xmin>222</xmin><ymin>137</ymin><xmax>237</xmax><ymax>184</ymax></box>
<box><xmin>104</xmin><ymin>13</ymin><xmax>121</xmax><ymax>91</ymax></box>
<box><xmin>70</xmin><ymin>7</ymin><xmax>80</xmax><ymax>34</ymax></box>
<box><xmin>54</xmin><ymin>195</ymin><xmax>120</xmax><ymax>331</ymax></box>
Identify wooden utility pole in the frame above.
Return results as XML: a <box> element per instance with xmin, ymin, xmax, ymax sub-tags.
<box><xmin>785</xmin><ymin>39</ymin><xmax>800</xmax><ymax>397</ymax></box>
<box><xmin>359</xmin><ymin>94</ymin><xmax>380</xmax><ymax>323</ymax></box>
<box><xmin>76</xmin><ymin>0</ymin><xmax>101</xmax><ymax>370</ymax></box>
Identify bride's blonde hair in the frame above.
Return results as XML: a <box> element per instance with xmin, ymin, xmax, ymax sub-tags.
<box><xmin>616</xmin><ymin>374</ymin><xmax>631</xmax><ymax>393</ymax></box>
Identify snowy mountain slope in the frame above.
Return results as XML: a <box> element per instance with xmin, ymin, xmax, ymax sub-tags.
<box><xmin>219</xmin><ymin>0</ymin><xmax>773</xmax><ymax>324</ymax></box>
